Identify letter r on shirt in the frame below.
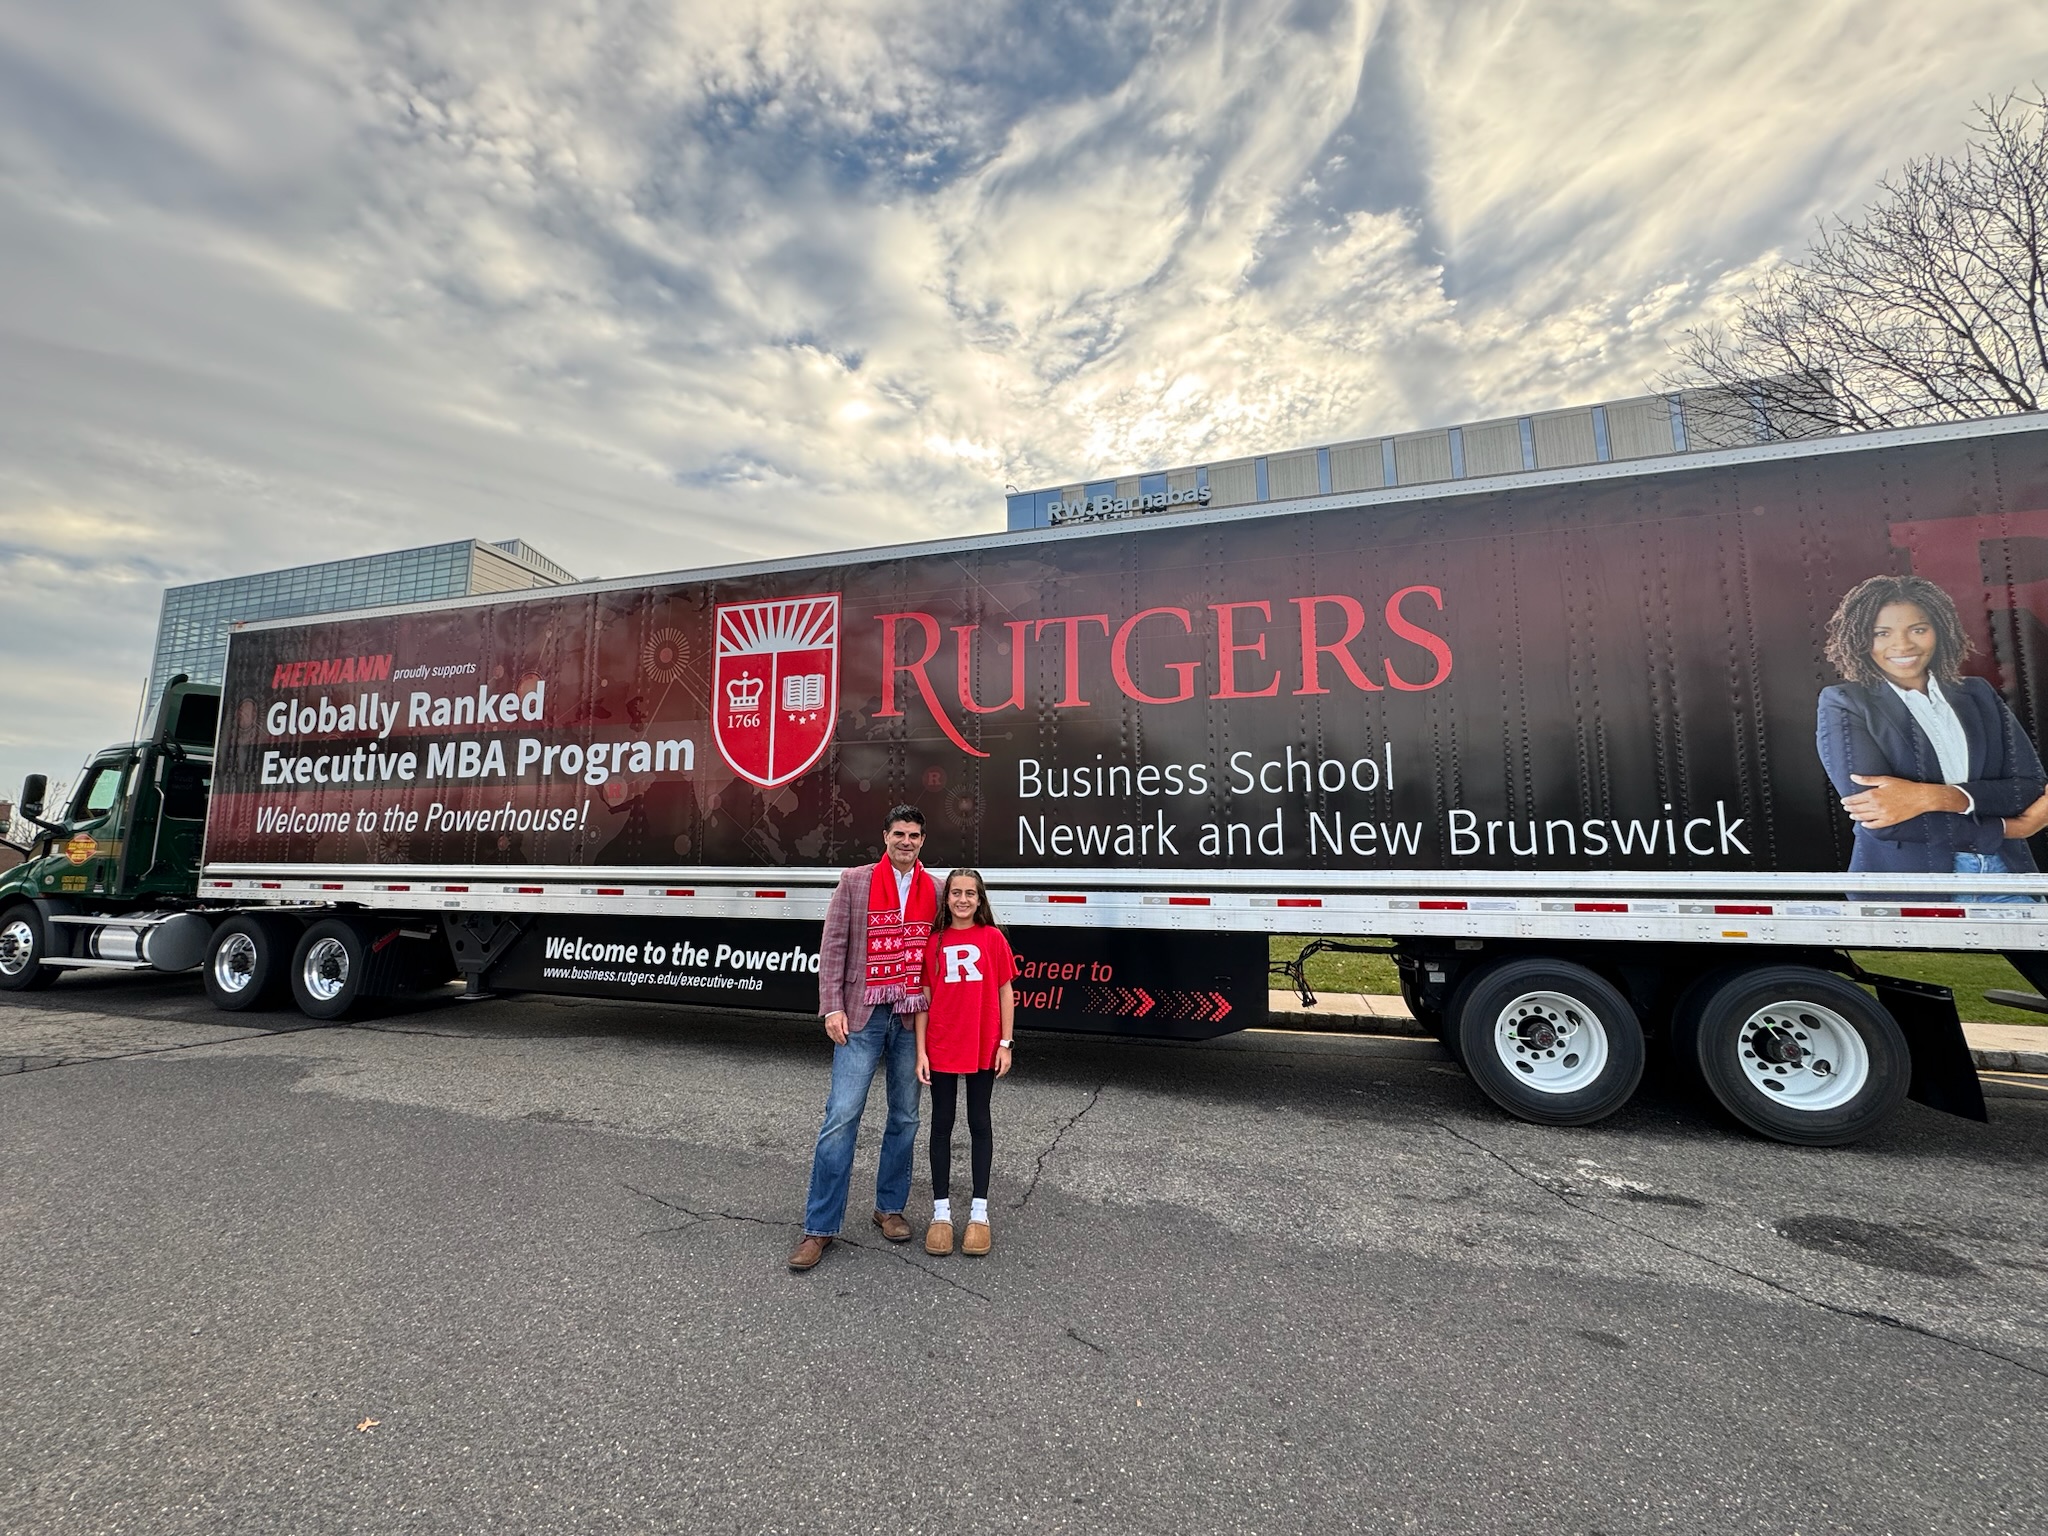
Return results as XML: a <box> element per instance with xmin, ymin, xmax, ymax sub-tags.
<box><xmin>942</xmin><ymin>943</ymin><xmax>984</xmax><ymax>983</ymax></box>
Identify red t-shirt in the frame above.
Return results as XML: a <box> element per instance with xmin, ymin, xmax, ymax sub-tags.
<box><xmin>921</xmin><ymin>924</ymin><xmax>1016</xmax><ymax>1073</ymax></box>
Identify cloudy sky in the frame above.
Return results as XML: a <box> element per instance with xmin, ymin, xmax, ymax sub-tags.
<box><xmin>2</xmin><ymin>0</ymin><xmax>2045</xmax><ymax>801</ymax></box>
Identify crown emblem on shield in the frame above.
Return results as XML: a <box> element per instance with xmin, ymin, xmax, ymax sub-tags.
<box><xmin>711</xmin><ymin>594</ymin><xmax>841</xmax><ymax>788</ymax></box>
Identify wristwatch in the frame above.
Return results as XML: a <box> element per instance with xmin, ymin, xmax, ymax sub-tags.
<box><xmin>998</xmin><ymin>1040</ymin><xmax>1014</xmax><ymax>1050</ymax></box>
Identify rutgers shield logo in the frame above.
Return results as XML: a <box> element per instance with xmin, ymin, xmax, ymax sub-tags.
<box><xmin>711</xmin><ymin>594</ymin><xmax>840</xmax><ymax>788</ymax></box>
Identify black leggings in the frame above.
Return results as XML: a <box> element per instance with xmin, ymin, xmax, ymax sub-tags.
<box><xmin>928</xmin><ymin>1070</ymin><xmax>995</xmax><ymax>1201</ymax></box>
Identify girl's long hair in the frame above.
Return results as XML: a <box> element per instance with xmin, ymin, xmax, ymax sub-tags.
<box><xmin>1823</xmin><ymin>574</ymin><xmax>1972</xmax><ymax>687</ymax></box>
<box><xmin>935</xmin><ymin>868</ymin><xmax>997</xmax><ymax>932</ymax></box>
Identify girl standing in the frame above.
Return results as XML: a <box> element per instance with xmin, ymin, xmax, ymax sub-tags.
<box><xmin>914</xmin><ymin>869</ymin><xmax>1015</xmax><ymax>1256</ymax></box>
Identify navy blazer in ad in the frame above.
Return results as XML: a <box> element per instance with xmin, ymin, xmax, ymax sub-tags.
<box><xmin>1815</xmin><ymin>676</ymin><xmax>2046</xmax><ymax>874</ymax></box>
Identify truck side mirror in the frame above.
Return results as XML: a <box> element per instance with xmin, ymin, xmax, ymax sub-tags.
<box><xmin>19</xmin><ymin>774</ymin><xmax>45</xmax><ymax>821</ymax></box>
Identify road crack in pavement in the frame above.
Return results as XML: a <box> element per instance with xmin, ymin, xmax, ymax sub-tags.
<box><xmin>1012</xmin><ymin>1083</ymin><xmax>1105</xmax><ymax>1213</ymax></box>
<box><xmin>622</xmin><ymin>1181</ymin><xmax>787</xmax><ymax>1233</ymax></box>
<box><xmin>622</xmin><ymin>1183</ymin><xmax>993</xmax><ymax>1300</ymax></box>
<box><xmin>838</xmin><ymin>1235</ymin><xmax>993</xmax><ymax>1301</ymax></box>
<box><xmin>350</xmin><ymin>1023</ymin><xmax>490</xmax><ymax>1040</ymax></box>
<box><xmin>0</xmin><ymin>1023</ymin><xmax>332</xmax><ymax>1077</ymax></box>
<box><xmin>1431</xmin><ymin>1119</ymin><xmax>2048</xmax><ymax>1382</ymax></box>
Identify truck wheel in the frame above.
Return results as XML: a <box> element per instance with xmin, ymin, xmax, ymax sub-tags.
<box><xmin>203</xmin><ymin>916</ymin><xmax>292</xmax><ymax>1012</ymax></box>
<box><xmin>1452</xmin><ymin>958</ymin><xmax>1645</xmax><ymax>1127</ymax></box>
<box><xmin>0</xmin><ymin>904</ymin><xmax>59</xmax><ymax>992</ymax></box>
<box><xmin>1687</xmin><ymin>967</ymin><xmax>1908</xmax><ymax>1147</ymax></box>
<box><xmin>290</xmin><ymin>918</ymin><xmax>374</xmax><ymax>1022</ymax></box>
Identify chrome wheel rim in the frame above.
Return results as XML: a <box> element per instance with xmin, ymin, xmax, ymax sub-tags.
<box><xmin>212</xmin><ymin>932</ymin><xmax>258</xmax><ymax>994</ymax></box>
<box><xmin>0</xmin><ymin>918</ymin><xmax>34</xmax><ymax>977</ymax></box>
<box><xmin>1493</xmin><ymin>989</ymin><xmax>1610</xmax><ymax>1094</ymax></box>
<box><xmin>1736</xmin><ymin>1000</ymin><xmax>1869</xmax><ymax>1112</ymax></box>
<box><xmin>302</xmin><ymin>936</ymin><xmax>350</xmax><ymax>1002</ymax></box>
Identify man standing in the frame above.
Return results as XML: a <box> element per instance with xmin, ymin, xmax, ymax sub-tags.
<box><xmin>788</xmin><ymin>805</ymin><xmax>939</xmax><ymax>1271</ymax></box>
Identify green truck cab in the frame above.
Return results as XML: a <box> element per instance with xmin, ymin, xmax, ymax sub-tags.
<box><xmin>0</xmin><ymin>679</ymin><xmax>222</xmax><ymax>989</ymax></box>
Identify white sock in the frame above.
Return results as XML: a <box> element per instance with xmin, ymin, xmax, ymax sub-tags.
<box><xmin>932</xmin><ymin>1198</ymin><xmax>951</xmax><ymax>1223</ymax></box>
<box><xmin>970</xmin><ymin>1197</ymin><xmax>989</xmax><ymax>1223</ymax></box>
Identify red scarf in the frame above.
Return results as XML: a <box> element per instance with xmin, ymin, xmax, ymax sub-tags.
<box><xmin>864</xmin><ymin>856</ymin><xmax>936</xmax><ymax>1010</ymax></box>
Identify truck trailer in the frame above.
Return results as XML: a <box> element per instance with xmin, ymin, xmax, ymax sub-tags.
<box><xmin>7</xmin><ymin>411</ymin><xmax>2048</xmax><ymax>1147</ymax></box>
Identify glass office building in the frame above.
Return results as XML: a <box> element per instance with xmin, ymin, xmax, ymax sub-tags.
<box><xmin>147</xmin><ymin>539</ymin><xmax>576</xmax><ymax>704</ymax></box>
<box><xmin>1005</xmin><ymin>383</ymin><xmax>1828</xmax><ymax>530</ymax></box>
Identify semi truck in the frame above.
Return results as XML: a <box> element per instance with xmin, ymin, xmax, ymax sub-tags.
<box><xmin>7</xmin><ymin>411</ymin><xmax>2048</xmax><ymax>1148</ymax></box>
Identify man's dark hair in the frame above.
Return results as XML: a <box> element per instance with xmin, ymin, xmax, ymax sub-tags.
<box><xmin>1823</xmin><ymin>574</ymin><xmax>1972</xmax><ymax>687</ymax></box>
<box><xmin>883</xmin><ymin>804</ymin><xmax>926</xmax><ymax>832</ymax></box>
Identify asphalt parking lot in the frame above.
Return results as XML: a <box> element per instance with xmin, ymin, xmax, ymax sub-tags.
<box><xmin>3</xmin><ymin>974</ymin><xmax>2046</xmax><ymax>1535</ymax></box>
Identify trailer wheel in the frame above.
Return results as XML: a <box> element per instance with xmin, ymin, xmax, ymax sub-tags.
<box><xmin>202</xmin><ymin>915</ymin><xmax>292</xmax><ymax>1012</ymax></box>
<box><xmin>1452</xmin><ymin>958</ymin><xmax>1645</xmax><ymax>1127</ymax></box>
<box><xmin>1685</xmin><ymin>967</ymin><xmax>1908</xmax><ymax>1147</ymax></box>
<box><xmin>0</xmin><ymin>904</ymin><xmax>59</xmax><ymax>992</ymax></box>
<box><xmin>289</xmin><ymin>918</ymin><xmax>375</xmax><ymax>1022</ymax></box>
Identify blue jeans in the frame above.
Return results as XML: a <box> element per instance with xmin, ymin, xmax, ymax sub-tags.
<box><xmin>1954</xmin><ymin>852</ymin><xmax>2040</xmax><ymax>904</ymax></box>
<box><xmin>803</xmin><ymin>1004</ymin><xmax>920</xmax><ymax>1237</ymax></box>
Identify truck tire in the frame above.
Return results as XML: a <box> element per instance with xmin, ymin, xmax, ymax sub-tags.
<box><xmin>1452</xmin><ymin>957</ymin><xmax>1645</xmax><ymax>1127</ymax></box>
<box><xmin>203</xmin><ymin>915</ymin><xmax>293</xmax><ymax>1012</ymax></box>
<box><xmin>0</xmin><ymin>903</ymin><xmax>59</xmax><ymax>992</ymax></box>
<box><xmin>289</xmin><ymin>917</ymin><xmax>378</xmax><ymax>1022</ymax></box>
<box><xmin>1685</xmin><ymin>966</ymin><xmax>1909</xmax><ymax>1147</ymax></box>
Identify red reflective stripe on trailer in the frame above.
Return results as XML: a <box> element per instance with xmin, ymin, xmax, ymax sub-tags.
<box><xmin>1901</xmin><ymin>906</ymin><xmax>1965</xmax><ymax>918</ymax></box>
<box><xmin>1419</xmin><ymin>900</ymin><xmax>1467</xmax><ymax>911</ymax></box>
<box><xmin>1277</xmin><ymin>898</ymin><xmax>1322</xmax><ymax>908</ymax></box>
<box><xmin>664</xmin><ymin>889</ymin><xmax>694</xmax><ymax>897</ymax></box>
<box><xmin>514</xmin><ymin>886</ymin><xmax>543</xmax><ymax>894</ymax></box>
<box><xmin>1168</xmin><ymin>896</ymin><xmax>1211</xmax><ymax>906</ymax></box>
<box><xmin>319</xmin><ymin>883</ymin><xmax>343</xmax><ymax>890</ymax></box>
<box><xmin>755</xmin><ymin>890</ymin><xmax>786</xmax><ymax>899</ymax></box>
<box><xmin>443</xmin><ymin>885</ymin><xmax>469</xmax><ymax>893</ymax></box>
<box><xmin>594</xmin><ymin>888</ymin><xmax>625</xmax><ymax>896</ymax></box>
<box><xmin>1714</xmin><ymin>904</ymin><xmax>1771</xmax><ymax>915</ymax></box>
<box><xmin>1575</xmin><ymin>902</ymin><xmax>1627</xmax><ymax>912</ymax></box>
<box><xmin>260</xmin><ymin>882</ymin><xmax>281</xmax><ymax>889</ymax></box>
<box><xmin>1047</xmin><ymin>894</ymin><xmax>1087</xmax><ymax>904</ymax></box>
<box><xmin>384</xmin><ymin>884</ymin><xmax>411</xmax><ymax>892</ymax></box>
<box><xmin>209</xmin><ymin>881</ymin><xmax>233</xmax><ymax>888</ymax></box>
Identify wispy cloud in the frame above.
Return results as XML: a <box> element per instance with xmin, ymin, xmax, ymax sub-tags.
<box><xmin>1</xmin><ymin>0</ymin><xmax>2044</xmax><ymax>789</ymax></box>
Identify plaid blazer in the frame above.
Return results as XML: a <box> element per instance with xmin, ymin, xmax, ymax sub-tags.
<box><xmin>817</xmin><ymin>862</ymin><xmax>939</xmax><ymax>1023</ymax></box>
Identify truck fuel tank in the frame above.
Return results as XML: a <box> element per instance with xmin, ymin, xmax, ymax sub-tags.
<box><xmin>51</xmin><ymin>911</ymin><xmax>212</xmax><ymax>973</ymax></box>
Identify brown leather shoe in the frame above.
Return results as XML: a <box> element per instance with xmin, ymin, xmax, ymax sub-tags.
<box><xmin>872</xmin><ymin>1210</ymin><xmax>913</xmax><ymax>1243</ymax></box>
<box><xmin>961</xmin><ymin>1219</ymin><xmax>992</xmax><ymax>1256</ymax></box>
<box><xmin>788</xmin><ymin>1234</ymin><xmax>832</xmax><ymax>1271</ymax></box>
<box><xmin>924</xmin><ymin>1220</ymin><xmax>955</xmax><ymax>1256</ymax></box>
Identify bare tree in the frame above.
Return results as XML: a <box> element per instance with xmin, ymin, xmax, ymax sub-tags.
<box><xmin>1663</xmin><ymin>89</ymin><xmax>2048</xmax><ymax>441</ymax></box>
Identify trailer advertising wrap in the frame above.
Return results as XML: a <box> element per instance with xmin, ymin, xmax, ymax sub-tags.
<box><xmin>487</xmin><ymin>918</ymin><xmax>1265</xmax><ymax>1039</ymax></box>
<box><xmin>207</xmin><ymin>431</ymin><xmax>2048</xmax><ymax>882</ymax></box>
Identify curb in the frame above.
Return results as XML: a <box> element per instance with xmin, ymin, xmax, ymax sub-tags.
<box><xmin>1264</xmin><ymin>994</ymin><xmax>2048</xmax><ymax>1075</ymax></box>
<box><xmin>1973</xmin><ymin>1045</ymin><xmax>2048</xmax><ymax>1075</ymax></box>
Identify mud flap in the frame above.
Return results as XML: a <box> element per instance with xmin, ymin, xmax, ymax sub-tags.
<box><xmin>1870</xmin><ymin>975</ymin><xmax>1986</xmax><ymax>1123</ymax></box>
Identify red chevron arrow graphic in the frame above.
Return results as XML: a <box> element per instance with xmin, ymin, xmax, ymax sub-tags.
<box><xmin>1086</xmin><ymin>986</ymin><xmax>1157</xmax><ymax>1017</ymax></box>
